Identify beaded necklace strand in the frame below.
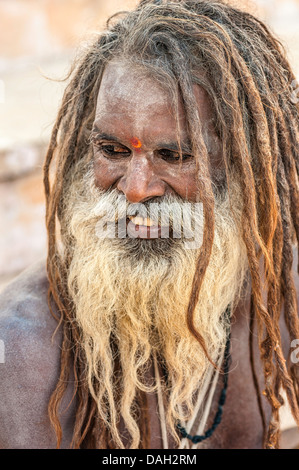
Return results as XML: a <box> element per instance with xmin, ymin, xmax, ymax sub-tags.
<box><xmin>176</xmin><ymin>308</ymin><xmax>232</xmax><ymax>444</ymax></box>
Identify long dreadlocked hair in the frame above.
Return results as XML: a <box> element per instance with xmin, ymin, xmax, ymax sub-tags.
<box><xmin>43</xmin><ymin>0</ymin><xmax>299</xmax><ymax>449</ymax></box>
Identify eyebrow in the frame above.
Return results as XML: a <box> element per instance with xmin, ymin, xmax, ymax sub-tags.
<box><xmin>159</xmin><ymin>141</ymin><xmax>192</xmax><ymax>154</ymax></box>
<box><xmin>91</xmin><ymin>126</ymin><xmax>192</xmax><ymax>153</ymax></box>
<box><xmin>91</xmin><ymin>129</ymin><xmax>121</xmax><ymax>143</ymax></box>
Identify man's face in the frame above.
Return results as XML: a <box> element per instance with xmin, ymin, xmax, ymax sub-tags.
<box><xmin>92</xmin><ymin>61</ymin><xmax>223</xmax><ymax>219</ymax></box>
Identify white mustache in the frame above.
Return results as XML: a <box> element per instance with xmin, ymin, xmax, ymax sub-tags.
<box><xmin>91</xmin><ymin>190</ymin><xmax>204</xmax><ymax>230</ymax></box>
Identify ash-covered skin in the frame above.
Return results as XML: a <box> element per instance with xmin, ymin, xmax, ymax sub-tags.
<box><xmin>92</xmin><ymin>61</ymin><xmax>225</xmax><ymax>207</ymax></box>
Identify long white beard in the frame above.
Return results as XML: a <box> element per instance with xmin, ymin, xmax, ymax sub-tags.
<box><xmin>62</xmin><ymin>168</ymin><xmax>248</xmax><ymax>448</ymax></box>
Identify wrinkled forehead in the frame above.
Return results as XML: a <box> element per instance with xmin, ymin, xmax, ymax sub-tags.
<box><xmin>96</xmin><ymin>61</ymin><xmax>171</xmax><ymax>115</ymax></box>
<box><xmin>95</xmin><ymin>60</ymin><xmax>216</xmax><ymax>126</ymax></box>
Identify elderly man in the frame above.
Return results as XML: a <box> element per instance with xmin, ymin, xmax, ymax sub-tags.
<box><xmin>0</xmin><ymin>0</ymin><xmax>299</xmax><ymax>449</ymax></box>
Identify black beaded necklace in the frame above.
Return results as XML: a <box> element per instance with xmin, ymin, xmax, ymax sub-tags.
<box><xmin>176</xmin><ymin>307</ymin><xmax>232</xmax><ymax>445</ymax></box>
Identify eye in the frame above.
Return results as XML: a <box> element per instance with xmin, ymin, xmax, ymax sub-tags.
<box><xmin>93</xmin><ymin>142</ymin><xmax>131</xmax><ymax>159</ymax></box>
<box><xmin>158</xmin><ymin>149</ymin><xmax>193</xmax><ymax>163</ymax></box>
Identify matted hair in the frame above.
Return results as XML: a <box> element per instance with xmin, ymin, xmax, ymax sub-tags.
<box><xmin>43</xmin><ymin>0</ymin><xmax>299</xmax><ymax>448</ymax></box>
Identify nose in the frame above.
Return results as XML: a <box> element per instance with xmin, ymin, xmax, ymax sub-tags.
<box><xmin>117</xmin><ymin>154</ymin><xmax>166</xmax><ymax>203</ymax></box>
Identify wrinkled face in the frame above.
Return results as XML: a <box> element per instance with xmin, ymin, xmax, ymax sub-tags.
<box><xmin>92</xmin><ymin>61</ymin><xmax>224</xmax><ymax>206</ymax></box>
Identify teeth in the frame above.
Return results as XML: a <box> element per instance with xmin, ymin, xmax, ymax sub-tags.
<box><xmin>128</xmin><ymin>216</ymin><xmax>156</xmax><ymax>227</ymax></box>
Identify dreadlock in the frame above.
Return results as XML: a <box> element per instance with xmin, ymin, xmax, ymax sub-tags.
<box><xmin>43</xmin><ymin>0</ymin><xmax>299</xmax><ymax>449</ymax></box>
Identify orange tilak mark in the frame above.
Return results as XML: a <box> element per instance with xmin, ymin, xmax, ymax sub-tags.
<box><xmin>130</xmin><ymin>137</ymin><xmax>142</xmax><ymax>149</ymax></box>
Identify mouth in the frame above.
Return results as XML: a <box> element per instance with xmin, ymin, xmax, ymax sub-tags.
<box><xmin>126</xmin><ymin>215</ymin><xmax>170</xmax><ymax>239</ymax></box>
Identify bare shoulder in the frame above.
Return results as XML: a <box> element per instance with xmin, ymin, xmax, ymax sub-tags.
<box><xmin>0</xmin><ymin>259</ymin><xmax>59</xmax><ymax>357</ymax></box>
<box><xmin>0</xmin><ymin>261</ymin><xmax>73</xmax><ymax>449</ymax></box>
<box><xmin>1</xmin><ymin>259</ymin><xmax>54</xmax><ymax>312</ymax></box>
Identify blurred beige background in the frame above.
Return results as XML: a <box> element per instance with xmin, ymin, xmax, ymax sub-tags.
<box><xmin>0</xmin><ymin>0</ymin><xmax>299</xmax><ymax>443</ymax></box>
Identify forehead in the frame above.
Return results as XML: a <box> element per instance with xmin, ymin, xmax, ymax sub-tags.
<box><xmin>95</xmin><ymin>61</ymin><xmax>176</xmax><ymax>138</ymax></box>
<box><xmin>97</xmin><ymin>61</ymin><xmax>168</xmax><ymax>111</ymax></box>
<box><xmin>95</xmin><ymin>61</ymin><xmax>215</xmax><ymax>130</ymax></box>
